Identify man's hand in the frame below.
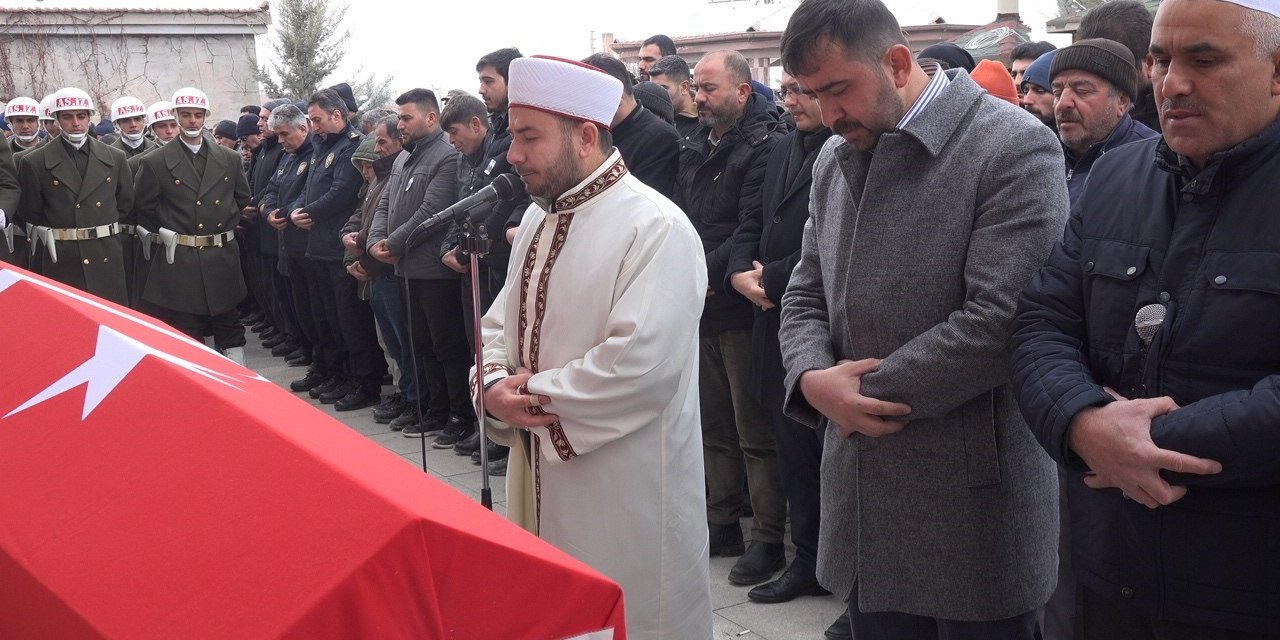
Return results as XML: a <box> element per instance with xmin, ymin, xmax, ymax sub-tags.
<box><xmin>346</xmin><ymin>261</ymin><xmax>368</xmax><ymax>282</ymax></box>
<box><xmin>484</xmin><ymin>367</ymin><xmax>559</xmax><ymax>429</ymax></box>
<box><xmin>442</xmin><ymin>248</ymin><xmax>469</xmax><ymax>274</ymax></box>
<box><xmin>241</xmin><ymin>205</ymin><xmax>259</xmax><ymax>220</ymax></box>
<box><xmin>290</xmin><ymin>208</ymin><xmax>313</xmax><ymax>230</ymax></box>
<box><xmin>266</xmin><ymin>209</ymin><xmax>287</xmax><ymax>230</ymax></box>
<box><xmin>370</xmin><ymin>239</ymin><xmax>399</xmax><ymax>264</ymax></box>
<box><xmin>342</xmin><ymin>231</ymin><xmax>362</xmax><ymax>254</ymax></box>
<box><xmin>730</xmin><ymin>260</ymin><xmax>775</xmax><ymax>310</ymax></box>
<box><xmin>798</xmin><ymin>359</ymin><xmax>912</xmax><ymax>438</ymax></box>
<box><xmin>505</xmin><ymin>226</ymin><xmax>518</xmax><ymax>245</ymax></box>
<box><xmin>1069</xmin><ymin>394</ymin><xmax>1221</xmax><ymax>509</ymax></box>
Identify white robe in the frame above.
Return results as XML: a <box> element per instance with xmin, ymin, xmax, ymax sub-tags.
<box><xmin>472</xmin><ymin>152</ymin><xmax>713</xmax><ymax>640</ymax></box>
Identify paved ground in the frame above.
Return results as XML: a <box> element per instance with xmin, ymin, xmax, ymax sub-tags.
<box><xmin>246</xmin><ymin>340</ymin><xmax>847</xmax><ymax>639</ymax></box>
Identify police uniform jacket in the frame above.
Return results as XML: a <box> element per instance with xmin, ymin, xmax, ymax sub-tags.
<box><xmin>16</xmin><ymin>137</ymin><xmax>132</xmax><ymax>305</ymax></box>
<box><xmin>298</xmin><ymin>124</ymin><xmax>362</xmax><ymax>261</ymax></box>
<box><xmin>260</xmin><ymin>138</ymin><xmax>313</xmax><ymax>259</ymax></box>
<box><xmin>132</xmin><ymin>137</ymin><xmax>251</xmax><ymax>316</ymax></box>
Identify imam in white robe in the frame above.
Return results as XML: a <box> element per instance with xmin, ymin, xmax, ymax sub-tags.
<box><xmin>472</xmin><ymin>151</ymin><xmax>713</xmax><ymax>640</ymax></box>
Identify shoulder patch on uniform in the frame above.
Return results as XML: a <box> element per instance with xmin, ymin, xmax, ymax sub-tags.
<box><xmin>349</xmin><ymin>131</ymin><xmax>359</xmax><ymax>139</ymax></box>
<box><xmin>325</xmin><ymin>153</ymin><xmax>334</xmax><ymax>168</ymax></box>
<box><xmin>297</xmin><ymin>160</ymin><xmax>308</xmax><ymax>175</ymax></box>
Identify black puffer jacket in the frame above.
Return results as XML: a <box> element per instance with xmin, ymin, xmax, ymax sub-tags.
<box><xmin>1010</xmin><ymin>117</ymin><xmax>1280</xmax><ymax>635</ymax></box>
<box><xmin>250</xmin><ymin>136</ymin><xmax>285</xmax><ymax>255</ymax></box>
<box><xmin>674</xmin><ymin>93</ymin><xmax>784</xmax><ymax>335</ymax></box>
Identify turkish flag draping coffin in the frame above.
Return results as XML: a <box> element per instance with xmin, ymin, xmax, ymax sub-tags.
<box><xmin>0</xmin><ymin>265</ymin><xmax>625</xmax><ymax>640</ymax></box>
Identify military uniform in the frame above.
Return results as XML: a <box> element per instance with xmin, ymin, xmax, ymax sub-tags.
<box><xmin>0</xmin><ymin>139</ymin><xmax>22</xmax><ymax>268</ymax></box>
<box><xmin>8</xmin><ymin>137</ymin><xmax>43</xmax><ymax>157</ymax></box>
<box><xmin>132</xmin><ymin>137</ymin><xmax>252</xmax><ymax>347</ymax></box>
<box><xmin>109</xmin><ymin>136</ymin><xmax>158</xmax><ymax>303</ymax></box>
<box><xmin>111</xmin><ymin>136</ymin><xmax>158</xmax><ymax>159</ymax></box>
<box><xmin>14</xmin><ymin>137</ymin><xmax>133</xmax><ymax>304</ymax></box>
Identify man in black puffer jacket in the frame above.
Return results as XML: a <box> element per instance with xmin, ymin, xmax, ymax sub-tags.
<box><xmin>674</xmin><ymin>49</ymin><xmax>788</xmax><ymax>587</ymax></box>
<box><xmin>1010</xmin><ymin>0</ymin><xmax>1280</xmax><ymax>636</ymax></box>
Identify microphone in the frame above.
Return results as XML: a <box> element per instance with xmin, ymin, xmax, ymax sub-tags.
<box><xmin>405</xmin><ymin>173</ymin><xmax>525</xmax><ymax>250</ymax></box>
<box><xmin>1134</xmin><ymin>303</ymin><xmax>1166</xmax><ymax>347</ymax></box>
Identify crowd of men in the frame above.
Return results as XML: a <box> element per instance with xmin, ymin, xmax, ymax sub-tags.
<box><xmin>1</xmin><ymin>0</ymin><xmax>1277</xmax><ymax>636</ymax></box>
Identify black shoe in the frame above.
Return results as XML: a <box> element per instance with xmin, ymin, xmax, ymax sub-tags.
<box><xmin>288</xmin><ymin>370</ymin><xmax>326</xmax><ymax>393</ymax></box>
<box><xmin>824</xmin><ymin>612</ymin><xmax>852</xmax><ymax>640</ymax></box>
<box><xmin>260</xmin><ymin>326</ymin><xmax>279</xmax><ymax>341</ymax></box>
<box><xmin>470</xmin><ymin>441</ymin><xmax>508</xmax><ymax>464</ymax></box>
<box><xmin>747</xmin><ymin>563</ymin><xmax>831</xmax><ymax>603</ymax></box>
<box><xmin>239</xmin><ymin>312</ymin><xmax>263</xmax><ymax>325</ymax></box>
<box><xmin>250</xmin><ymin>320</ymin><xmax>270</xmax><ymax>333</ymax></box>
<box><xmin>708</xmin><ymin>522</ymin><xmax>745</xmax><ymax>557</ymax></box>
<box><xmin>729</xmin><ymin>541</ymin><xmax>786</xmax><ymax>586</ymax></box>
<box><xmin>402</xmin><ymin>420</ymin><xmax>430</xmax><ymax>438</ymax></box>
<box><xmin>271</xmin><ymin>341</ymin><xmax>299</xmax><ymax>357</ymax></box>
<box><xmin>319</xmin><ymin>381</ymin><xmax>357</xmax><ymax>404</ymax></box>
<box><xmin>453</xmin><ymin>431</ymin><xmax>482</xmax><ymax>456</ymax></box>
<box><xmin>432</xmin><ymin>417</ymin><xmax>475</xmax><ymax>449</ymax></box>
<box><xmin>285</xmin><ymin>350</ymin><xmax>312</xmax><ymax>367</ymax></box>
<box><xmin>335</xmin><ymin>388</ymin><xmax>379</xmax><ymax>411</ymax></box>
<box><xmin>487</xmin><ymin>456</ymin><xmax>507</xmax><ymax>476</ymax></box>
<box><xmin>309</xmin><ymin>377</ymin><xmax>342</xmax><ymax>399</ymax></box>
<box><xmin>390</xmin><ymin>406</ymin><xmax>420</xmax><ymax>432</ymax></box>
<box><xmin>373</xmin><ymin>394</ymin><xmax>409</xmax><ymax>423</ymax></box>
<box><xmin>262</xmin><ymin>333</ymin><xmax>287</xmax><ymax>349</ymax></box>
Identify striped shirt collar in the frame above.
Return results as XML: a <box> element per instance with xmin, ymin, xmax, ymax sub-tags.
<box><xmin>897</xmin><ymin>68</ymin><xmax>951</xmax><ymax>130</ymax></box>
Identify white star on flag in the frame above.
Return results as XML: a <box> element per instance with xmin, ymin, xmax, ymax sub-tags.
<box><xmin>1</xmin><ymin>267</ymin><xmax>265</xmax><ymax>421</ymax></box>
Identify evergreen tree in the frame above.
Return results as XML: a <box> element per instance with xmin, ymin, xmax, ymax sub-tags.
<box><xmin>257</xmin><ymin>0</ymin><xmax>348</xmax><ymax>99</ymax></box>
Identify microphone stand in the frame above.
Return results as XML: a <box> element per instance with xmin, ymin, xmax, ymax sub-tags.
<box><xmin>460</xmin><ymin>217</ymin><xmax>494</xmax><ymax>511</ymax></box>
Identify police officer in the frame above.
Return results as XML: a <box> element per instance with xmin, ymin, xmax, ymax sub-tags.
<box><xmin>14</xmin><ymin>87</ymin><xmax>133</xmax><ymax>304</ymax></box>
<box><xmin>290</xmin><ymin>88</ymin><xmax>385</xmax><ymax>409</ymax></box>
<box><xmin>108</xmin><ymin>96</ymin><xmax>157</xmax><ymax>159</ymax></box>
<box><xmin>6</xmin><ymin>97</ymin><xmax>43</xmax><ymax>155</ymax></box>
<box><xmin>132</xmin><ymin>87</ymin><xmax>252</xmax><ymax>364</ymax></box>
<box><xmin>1</xmin><ymin>98</ymin><xmax>34</xmax><ymax>267</ymax></box>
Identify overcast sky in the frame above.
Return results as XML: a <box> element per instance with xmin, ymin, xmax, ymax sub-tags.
<box><xmin>258</xmin><ymin>0</ymin><xmax>1072</xmax><ymax>102</ymax></box>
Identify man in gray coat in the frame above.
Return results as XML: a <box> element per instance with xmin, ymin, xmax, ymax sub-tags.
<box><xmin>776</xmin><ymin>0</ymin><xmax>1068</xmax><ymax>637</ymax></box>
<box><xmin>367</xmin><ymin>89</ymin><xmax>469</xmax><ymax>444</ymax></box>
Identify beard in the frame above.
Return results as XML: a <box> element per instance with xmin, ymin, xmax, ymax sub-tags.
<box><xmin>527</xmin><ymin>137</ymin><xmax>586</xmax><ymax>201</ymax></box>
<box><xmin>830</xmin><ymin>72</ymin><xmax>903</xmax><ymax>151</ymax></box>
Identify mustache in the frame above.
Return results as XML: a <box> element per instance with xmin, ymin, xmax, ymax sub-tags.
<box><xmin>831</xmin><ymin>119</ymin><xmax>860</xmax><ymax>135</ymax></box>
<box><xmin>1161</xmin><ymin>97</ymin><xmax>1206</xmax><ymax>115</ymax></box>
<box><xmin>1057</xmin><ymin>109</ymin><xmax>1082</xmax><ymax>124</ymax></box>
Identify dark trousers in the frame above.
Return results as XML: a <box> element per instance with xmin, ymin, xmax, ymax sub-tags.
<box><xmin>247</xmin><ymin>250</ymin><xmax>276</xmax><ymax>328</ymax></box>
<box><xmin>458</xmin><ymin>260</ymin><xmax>501</xmax><ymax>352</ymax></box>
<box><xmin>403</xmin><ymin>276</ymin><xmax>474</xmax><ymax>421</ymax></box>
<box><xmin>302</xmin><ymin>259</ymin><xmax>346</xmax><ymax>377</ymax></box>
<box><xmin>1077</xmin><ymin>587</ymin><xmax>1277</xmax><ymax>640</ymax></box>
<box><xmin>237</xmin><ymin>237</ymin><xmax>258</xmax><ymax>315</ymax></box>
<box><xmin>767</xmin><ymin>401</ymin><xmax>822</xmax><ymax>570</ymax></box>
<box><xmin>700</xmin><ymin>329</ymin><xmax>786</xmax><ymax>543</ymax></box>
<box><xmin>140</xmin><ymin>301</ymin><xmax>245</xmax><ymax>350</ymax></box>
<box><xmin>272</xmin><ymin>260</ymin><xmax>306</xmax><ymax>348</ymax></box>
<box><xmin>846</xmin><ymin>582</ymin><xmax>1038</xmax><ymax>640</ymax></box>
<box><xmin>286</xmin><ymin>255</ymin><xmax>330</xmax><ymax>373</ymax></box>
<box><xmin>329</xmin><ymin>264</ymin><xmax>387</xmax><ymax>389</ymax></box>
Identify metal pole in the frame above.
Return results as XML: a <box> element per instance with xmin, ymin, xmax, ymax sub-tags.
<box><xmin>463</xmin><ymin>219</ymin><xmax>493</xmax><ymax>511</ymax></box>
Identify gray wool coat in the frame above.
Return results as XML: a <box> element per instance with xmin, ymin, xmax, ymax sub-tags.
<box><xmin>778</xmin><ymin>70</ymin><xmax>1068</xmax><ymax>621</ymax></box>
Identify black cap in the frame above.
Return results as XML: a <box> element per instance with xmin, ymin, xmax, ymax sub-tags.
<box><xmin>327</xmin><ymin>82</ymin><xmax>359</xmax><ymax>113</ymax></box>
<box><xmin>236</xmin><ymin>113</ymin><xmax>261</xmax><ymax>138</ymax></box>
<box><xmin>634</xmin><ymin>81</ymin><xmax>674</xmax><ymax>124</ymax></box>
<box><xmin>1050</xmin><ymin>38</ymin><xmax>1138</xmax><ymax>100</ymax></box>
<box><xmin>918</xmin><ymin>42</ymin><xmax>975</xmax><ymax>72</ymax></box>
<box><xmin>213</xmin><ymin>119</ymin><xmax>238</xmax><ymax>140</ymax></box>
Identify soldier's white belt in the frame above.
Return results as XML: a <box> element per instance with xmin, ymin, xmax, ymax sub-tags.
<box><xmin>136</xmin><ymin>226</ymin><xmax>235</xmax><ymax>265</ymax></box>
<box><xmin>25</xmin><ymin>222</ymin><xmax>121</xmax><ymax>263</ymax></box>
<box><xmin>120</xmin><ymin>223</ymin><xmax>136</xmax><ymax>236</ymax></box>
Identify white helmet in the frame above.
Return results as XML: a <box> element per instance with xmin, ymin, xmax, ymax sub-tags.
<box><xmin>146</xmin><ymin>100</ymin><xmax>175</xmax><ymax>126</ymax></box>
<box><xmin>170</xmin><ymin>87</ymin><xmax>211</xmax><ymax>115</ymax></box>
<box><xmin>109</xmin><ymin>96</ymin><xmax>147</xmax><ymax>122</ymax></box>
<box><xmin>38</xmin><ymin>94</ymin><xmax>57</xmax><ymax>122</ymax></box>
<box><xmin>50</xmin><ymin>87</ymin><xmax>96</xmax><ymax>116</ymax></box>
<box><xmin>5</xmin><ymin>97</ymin><xmax>40</xmax><ymax>120</ymax></box>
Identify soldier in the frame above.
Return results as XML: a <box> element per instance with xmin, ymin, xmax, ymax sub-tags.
<box><xmin>1</xmin><ymin>97</ymin><xmax>36</xmax><ymax>267</ymax></box>
<box><xmin>14</xmin><ymin>87</ymin><xmax>134</xmax><ymax>304</ymax></box>
<box><xmin>7</xmin><ymin>97</ymin><xmax>43</xmax><ymax>155</ymax></box>
<box><xmin>37</xmin><ymin>93</ymin><xmax>61</xmax><ymax>142</ymax></box>
<box><xmin>108</xmin><ymin>96</ymin><xmax>157</xmax><ymax>159</ymax></box>
<box><xmin>132</xmin><ymin>87</ymin><xmax>252</xmax><ymax>364</ymax></box>
<box><xmin>145</xmin><ymin>101</ymin><xmax>179</xmax><ymax>145</ymax></box>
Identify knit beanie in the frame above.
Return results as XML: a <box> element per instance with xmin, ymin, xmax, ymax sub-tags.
<box><xmin>1050</xmin><ymin>38</ymin><xmax>1137</xmax><ymax>100</ymax></box>
<box><xmin>971</xmin><ymin>59</ymin><xmax>1019</xmax><ymax>105</ymax></box>
<box><xmin>236</xmin><ymin>113</ymin><xmax>261</xmax><ymax>138</ymax></box>
<box><xmin>1021</xmin><ymin>50</ymin><xmax>1057</xmax><ymax>92</ymax></box>
<box><xmin>213</xmin><ymin>119</ymin><xmax>238</xmax><ymax>140</ymax></box>
<box><xmin>349</xmin><ymin>136</ymin><xmax>377</xmax><ymax>168</ymax></box>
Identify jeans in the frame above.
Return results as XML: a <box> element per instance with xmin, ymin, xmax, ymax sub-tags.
<box><xmin>369</xmin><ymin>274</ymin><xmax>414</xmax><ymax>403</ymax></box>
